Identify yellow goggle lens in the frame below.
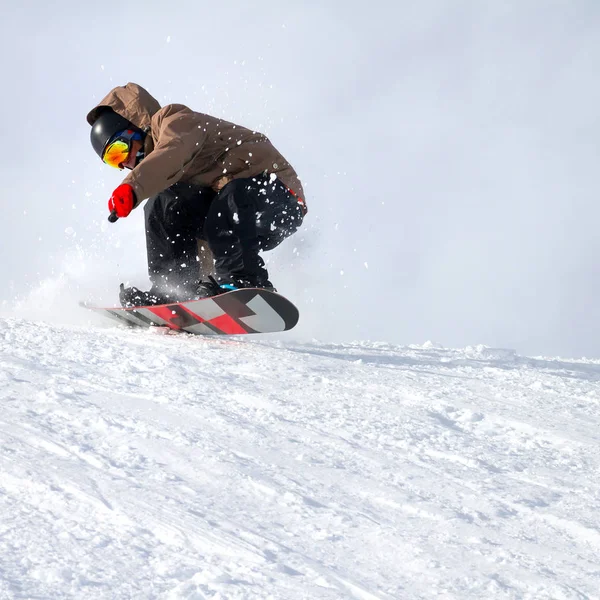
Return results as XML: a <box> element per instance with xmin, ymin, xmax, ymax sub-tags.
<box><xmin>103</xmin><ymin>139</ymin><xmax>130</xmax><ymax>169</ymax></box>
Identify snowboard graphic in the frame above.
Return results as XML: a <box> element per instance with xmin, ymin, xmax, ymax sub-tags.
<box><xmin>81</xmin><ymin>288</ymin><xmax>299</xmax><ymax>335</ymax></box>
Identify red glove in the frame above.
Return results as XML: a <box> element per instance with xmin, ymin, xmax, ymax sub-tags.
<box><xmin>108</xmin><ymin>184</ymin><xmax>136</xmax><ymax>218</ymax></box>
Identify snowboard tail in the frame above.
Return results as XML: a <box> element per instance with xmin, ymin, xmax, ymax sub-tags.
<box><xmin>82</xmin><ymin>288</ymin><xmax>299</xmax><ymax>335</ymax></box>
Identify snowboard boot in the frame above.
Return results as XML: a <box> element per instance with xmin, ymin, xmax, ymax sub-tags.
<box><xmin>119</xmin><ymin>283</ymin><xmax>196</xmax><ymax>308</ymax></box>
<box><xmin>195</xmin><ymin>276</ymin><xmax>276</xmax><ymax>299</ymax></box>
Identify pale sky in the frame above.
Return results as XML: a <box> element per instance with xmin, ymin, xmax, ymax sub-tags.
<box><xmin>2</xmin><ymin>0</ymin><xmax>600</xmax><ymax>358</ymax></box>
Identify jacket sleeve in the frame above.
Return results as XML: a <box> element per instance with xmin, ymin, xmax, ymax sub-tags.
<box><xmin>123</xmin><ymin>104</ymin><xmax>207</xmax><ymax>205</ymax></box>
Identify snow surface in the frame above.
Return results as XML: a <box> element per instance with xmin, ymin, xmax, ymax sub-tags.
<box><xmin>1</xmin><ymin>316</ymin><xmax>600</xmax><ymax>599</ymax></box>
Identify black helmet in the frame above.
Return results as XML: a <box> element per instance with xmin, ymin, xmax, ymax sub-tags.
<box><xmin>90</xmin><ymin>108</ymin><xmax>134</xmax><ymax>159</ymax></box>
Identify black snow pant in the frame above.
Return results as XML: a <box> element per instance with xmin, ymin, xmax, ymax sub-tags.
<box><xmin>144</xmin><ymin>182</ymin><xmax>214</xmax><ymax>294</ymax></box>
<box><xmin>204</xmin><ymin>176</ymin><xmax>305</xmax><ymax>285</ymax></box>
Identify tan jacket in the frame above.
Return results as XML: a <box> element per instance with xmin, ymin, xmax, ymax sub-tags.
<box><xmin>86</xmin><ymin>83</ymin><xmax>305</xmax><ymax>210</ymax></box>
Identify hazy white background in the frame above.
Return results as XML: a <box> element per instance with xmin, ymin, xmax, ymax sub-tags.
<box><xmin>1</xmin><ymin>0</ymin><xmax>599</xmax><ymax>358</ymax></box>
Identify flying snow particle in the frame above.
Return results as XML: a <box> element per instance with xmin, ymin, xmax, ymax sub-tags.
<box><xmin>166</xmin><ymin>35</ymin><xmax>171</xmax><ymax>43</ymax></box>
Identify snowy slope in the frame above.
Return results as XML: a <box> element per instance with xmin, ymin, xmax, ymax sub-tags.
<box><xmin>1</xmin><ymin>316</ymin><xmax>600</xmax><ymax>599</ymax></box>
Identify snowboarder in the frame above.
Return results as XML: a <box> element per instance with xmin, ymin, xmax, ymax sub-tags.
<box><xmin>87</xmin><ymin>82</ymin><xmax>306</xmax><ymax>307</ymax></box>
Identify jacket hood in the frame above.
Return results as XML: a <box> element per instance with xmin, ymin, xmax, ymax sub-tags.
<box><xmin>86</xmin><ymin>82</ymin><xmax>161</xmax><ymax>132</ymax></box>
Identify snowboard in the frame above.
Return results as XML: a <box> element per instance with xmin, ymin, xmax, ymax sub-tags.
<box><xmin>80</xmin><ymin>288</ymin><xmax>299</xmax><ymax>335</ymax></box>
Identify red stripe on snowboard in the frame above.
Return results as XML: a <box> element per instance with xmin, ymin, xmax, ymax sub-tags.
<box><xmin>146</xmin><ymin>304</ymin><xmax>202</xmax><ymax>330</ymax></box>
<box><xmin>208</xmin><ymin>314</ymin><xmax>248</xmax><ymax>335</ymax></box>
<box><xmin>146</xmin><ymin>303</ymin><xmax>247</xmax><ymax>335</ymax></box>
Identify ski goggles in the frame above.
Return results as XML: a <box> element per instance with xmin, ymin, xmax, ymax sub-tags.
<box><xmin>102</xmin><ymin>129</ymin><xmax>141</xmax><ymax>169</ymax></box>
